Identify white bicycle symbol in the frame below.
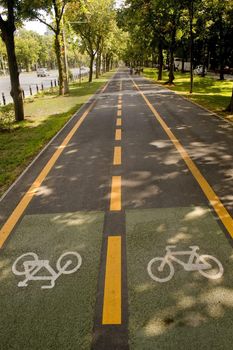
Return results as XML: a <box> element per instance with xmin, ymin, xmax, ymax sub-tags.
<box><xmin>147</xmin><ymin>245</ymin><xmax>224</xmax><ymax>283</ymax></box>
<box><xmin>12</xmin><ymin>251</ymin><xmax>82</xmax><ymax>289</ymax></box>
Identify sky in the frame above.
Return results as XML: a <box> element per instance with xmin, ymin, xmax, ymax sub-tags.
<box><xmin>24</xmin><ymin>0</ymin><xmax>125</xmax><ymax>35</ymax></box>
<box><xmin>24</xmin><ymin>21</ymin><xmax>47</xmax><ymax>35</ymax></box>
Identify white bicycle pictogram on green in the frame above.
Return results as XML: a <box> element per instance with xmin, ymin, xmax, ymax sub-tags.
<box><xmin>147</xmin><ymin>245</ymin><xmax>224</xmax><ymax>283</ymax></box>
<box><xmin>12</xmin><ymin>252</ymin><xmax>82</xmax><ymax>289</ymax></box>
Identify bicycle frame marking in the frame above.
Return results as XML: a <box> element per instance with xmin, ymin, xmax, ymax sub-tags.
<box><xmin>12</xmin><ymin>252</ymin><xmax>82</xmax><ymax>289</ymax></box>
<box><xmin>148</xmin><ymin>246</ymin><xmax>224</xmax><ymax>283</ymax></box>
<box><xmin>159</xmin><ymin>246</ymin><xmax>211</xmax><ymax>271</ymax></box>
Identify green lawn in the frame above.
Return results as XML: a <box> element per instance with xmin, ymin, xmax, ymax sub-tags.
<box><xmin>143</xmin><ymin>68</ymin><xmax>233</xmax><ymax>121</ymax></box>
<box><xmin>0</xmin><ymin>71</ymin><xmax>115</xmax><ymax>196</ymax></box>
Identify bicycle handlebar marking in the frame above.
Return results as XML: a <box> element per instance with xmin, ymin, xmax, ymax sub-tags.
<box><xmin>147</xmin><ymin>245</ymin><xmax>224</xmax><ymax>283</ymax></box>
<box><xmin>12</xmin><ymin>251</ymin><xmax>82</xmax><ymax>289</ymax></box>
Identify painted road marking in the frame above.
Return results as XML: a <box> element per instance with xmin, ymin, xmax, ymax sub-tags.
<box><xmin>147</xmin><ymin>246</ymin><xmax>224</xmax><ymax>283</ymax></box>
<box><xmin>102</xmin><ymin>236</ymin><xmax>122</xmax><ymax>324</ymax></box>
<box><xmin>12</xmin><ymin>251</ymin><xmax>82</xmax><ymax>289</ymax></box>
<box><xmin>116</xmin><ymin>118</ymin><xmax>122</xmax><ymax>126</ymax></box>
<box><xmin>110</xmin><ymin>176</ymin><xmax>121</xmax><ymax>211</ymax></box>
<box><xmin>0</xmin><ymin>80</ymin><xmax>111</xmax><ymax>248</ymax></box>
<box><xmin>115</xmin><ymin>129</ymin><xmax>122</xmax><ymax>141</ymax></box>
<box><xmin>113</xmin><ymin>146</ymin><xmax>122</xmax><ymax>165</ymax></box>
<box><xmin>117</xmin><ymin>109</ymin><xmax>122</xmax><ymax>117</ymax></box>
<box><xmin>132</xmin><ymin>79</ymin><xmax>233</xmax><ymax>238</ymax></box>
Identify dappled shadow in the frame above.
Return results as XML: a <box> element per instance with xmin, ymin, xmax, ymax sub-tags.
<box><xmin>124</xmin><ymin>77</ymin><xmax>233</xmax><ymax>213</ymax></box>
<box><xmin>126</xmin><ymin>207</ymin><xmax>233</xmax><ymax>349</ymax></box>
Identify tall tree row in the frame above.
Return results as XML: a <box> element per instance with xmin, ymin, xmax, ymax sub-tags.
<box><xmin>118</xmin><ymin>0</ymin><xmax>233</xmax><ymax>94</ymax></box>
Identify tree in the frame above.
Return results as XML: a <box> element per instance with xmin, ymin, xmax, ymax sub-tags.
<box><xmin>26</xmin><ymin>0</ymin><xmax>70</xmax><ymax>94</ymax></box>
<box><xmin>67</xmin><ymin>0</ymin><xmax>116</xmax><ymax>82</ymax></box>
<box><xmin>15</xmin><ymin>29</ymin><xmax>41</xmax><ymax>71</ymax></box>
<box><xmin>226</xmin><ymin>86</ymin><xmax>233</xmax><ymax>112</ymax></box>
<box><xmin>0</xmin><ymin>0</ymin><xmax>24</xmax><ymax>121</ymax></box>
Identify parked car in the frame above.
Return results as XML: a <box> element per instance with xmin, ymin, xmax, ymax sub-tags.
<box><xmin>37</xmin><ymin>68</ymin><xmax>49</xmax><ymax>77</ymax></box>
<box><xmin>194</xmin><ymin>65</ymin><xmax>207</xmax><ymax>75</ymax></box>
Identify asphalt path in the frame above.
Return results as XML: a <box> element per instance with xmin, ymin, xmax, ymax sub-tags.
<box><xmin>0</xmin><ymin>69</ymin><xmax>232</xmax><ymax>349</ymax></box>
<box><xmin>0</xmin><ymin>67</ymin><xmax>89</xmax><ymax>104</ymax></box>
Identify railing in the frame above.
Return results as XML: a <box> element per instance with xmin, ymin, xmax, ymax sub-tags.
<box><xmin>0</xmin><ymin>70</ymin><xmax>90</xmax><ymax>106</ymax></box>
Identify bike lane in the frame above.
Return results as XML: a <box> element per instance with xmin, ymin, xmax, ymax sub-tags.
<box><xmin>0</xmin><ymin>73</ymin><xmax>121</xmax><ymax>349</ymax></box>
<box><xmin>121</xmin><ymin>73</ymin><xmax>233</xmax><ymax>349</ymax></box>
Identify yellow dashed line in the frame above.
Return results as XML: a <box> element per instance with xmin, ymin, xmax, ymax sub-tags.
<box><xmin>115</xmin><ymin>129</ymin><xmax>122</xmax><ymax>141</ymax></box>
<box><xmin>116</xmin><ymin>118</ymin><xmax>122</xmax><ymax>126</ymax></box>
<box><xmin>113</xmin><ymin>146</ymin><xmax>122</xmax><ymax>165</ymax></box>
<box><xmin>102</xmin><ymin>236</ymin><xmax>122</xmax><ymax>324</ymax></box>
<box><xmin>110</xmin><ymin>176</ymin><xmax>121</xmax><ymax>211</ymax></box>
<box><xmin>117</xmin><ymin>110</ymin><xmax>122</xmax><ymax>117</ymax></box>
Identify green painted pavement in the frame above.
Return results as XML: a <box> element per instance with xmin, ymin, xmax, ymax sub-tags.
<box><xmin>126</xmin><ymin>207</ymin><xmax>233</xmax><ymax>350</ymax></box>
<box><xmin>0</xmin><ymin>211</ymin><xmax>104</xmax><ymax>350</ymax></box>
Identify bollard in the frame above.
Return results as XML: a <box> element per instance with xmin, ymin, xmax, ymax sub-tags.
<box><xmin>54</xmin><ymin>80</ymin><xmax>57</xmax><ymax>87</ymax></box>
<box><xmin>22</xmin><ymin>90</ymin><xmax>25</xmax><ymax>99</ymax></box>
<box><xmin>51</xmin><ymin>80</ymin><xmax>53</xmax><ymax>88</ymax></box>
<box><xmin>41</xmin><ymin>83</ymin><xmax>44</xmax><ymax>91</ymax></box>
<box><xmin>29</xmin><ymin>86</ymin><xmax>32</xmax><ymax>95</ymax></box>
<box><xmin>36</xmin><ymin>85</ymin><xmax>39</xmax><ymax>93</ymax></box>
<box><xmin>2</xmin><ymin>92</ymin><xmax>6</xmax><ymax>105</ymax></box>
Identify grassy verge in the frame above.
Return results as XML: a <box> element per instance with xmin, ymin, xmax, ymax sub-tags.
<box><xmin>0</xmin><ymin>71</ymin><xmax>115</xmax><ymax>196</ymax></box>
<box><xmin>143</xmin><ymin>68</ymin><xmax>233</xmax><ymax>122</ymax></box>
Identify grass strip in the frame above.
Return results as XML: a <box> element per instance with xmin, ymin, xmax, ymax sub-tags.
<box><xmin>0</xmin><ymin>71</ymin><xmax>115</xmax><ymax>196</ymax></box>
<box><xmin>143</xmin><ymin>68</ymin><xmax>233</xmax><ymax>122</ymax></box>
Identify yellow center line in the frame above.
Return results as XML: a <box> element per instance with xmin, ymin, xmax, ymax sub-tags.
<box><xmin>113</xmin><ymin>146</ymin><xmax>122</xmax><ymax>165</ymax></box>
<box><xmin>132</xmin><ymin>79</ymin><xmax>233</xmax><ymax>238</ymax></box>
<box><xmin>102</xmin><ymin>236</ymin><xmax>122</xmax><ymax>325</ymax></box>
<box><xmin>117</xmin><ymin>110</ymin><xmax>122</xmax><ymax>117</ymax></box>
<box><xmin>115</xmin><ymin>129</ymin><xmax>122</xmax><ymax>141</ymax></box>
<box><xmin>116</xmin><ymin>118</ymin><xmax>122</xmax><ymax>126</ymax></box>
<box><xmin>110</xmin><ymin>176</ymin><xmax>121</xmax><ymax>211</ymax></box>
<box><xmin>0</xmin><ymin>81</ymin><xmax>111</xmax><ymax>248</ymax></box>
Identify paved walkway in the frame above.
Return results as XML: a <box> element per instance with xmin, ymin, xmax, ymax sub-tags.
<box><xmin>0</xmin><ymin>69</ymin><xmax>232</xmax><ymax>349</ymax></box>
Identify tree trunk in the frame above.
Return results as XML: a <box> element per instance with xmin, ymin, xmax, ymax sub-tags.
<box><xmin>2</xmin><ymin>29</ymin><xmax>24</xmax><ymax>121</ymax></box>
<box><xmin>168</xmin><ymin>26</ymin><xmax>176</xmax><ymax>84</ymax></box>
<box><xmin>102</xmin><ymin>54</ymin><xmax>106</xmax><ymax>73</ymax></box>
<box><xmin>55</xmin><ymin>31</ymin><xmax>64</xmax><ymax>95</ymax></box>
<box><xmin>226</xmin><ymin>86</ymin><xmax>233</xmax><ymax>112</ymax></box>
<box><xmin>181</xmin><ymin>58</ymin><xmax>185</xmax><ymax>73</ymax></box>
<box><xmin>61</xmin><ymin>29</ymin><xmax>69</xmax><ymax>94</ymax></box>
<box><xmin>157</xmin><ymin>40</ymin><xmax>163</xmax><ymax>80</ymax></box>
<box><xmin>106</xmin><ymin>54</ymin><xmax>110</xmax><ymax>72</ymax></box>
<box><xmin>95</xmin><ymin>53</ymin><xmax>99</xmax><ymax>79</ymax></box>
<box><xmin>98</xmin><ymin>53</ymin><xmax>102</xmax><ymax>76</ymax></box>
<box><xmin>201</xmin><ymin>41</ymin><xmax>206</xmax><ymax>77</ymax></box>
<box><xmin>189</xmin><ymin>0</ymin><xmax>194</xmax><ymax>94</ymax></box>
<box><xmin>219</xmin><ymin>17</ymin><xmax>224</xmax><ymax>81</ymax></box>
<box><xmin>89</xmin><ymin>54</ymin><xmax>94</xmax><ymax>82</ymax></box>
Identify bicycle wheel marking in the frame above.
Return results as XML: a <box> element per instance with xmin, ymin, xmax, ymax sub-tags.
<box><xmin>147</xmin><ymin>245</ymin><xmax>224</xmax><ymax>283</ymax></box>
<box><xmin>12</xmin><ymin>251</ymin><xmax>82</xmax><ymax>289</ymax></box>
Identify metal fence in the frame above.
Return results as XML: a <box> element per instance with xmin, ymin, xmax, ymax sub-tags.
<box><xmin>1</xmin><ymin>70</ymin><xmax>90</xmax><ymax>106</ymax></box>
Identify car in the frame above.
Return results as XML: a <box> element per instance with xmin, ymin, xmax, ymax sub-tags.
<box><xmin>194</xmin><ymin>65</ymin><xmax>207</xmax><ymax>75</ymax></box>
<box><xmin>37</xmin><ymin>68</ymin><xmax>49</xmax><ymax>77</ymax></box>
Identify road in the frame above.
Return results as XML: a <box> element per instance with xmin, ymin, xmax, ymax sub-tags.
<box><xmin>0</xmin><ymin>67</ymin><xmax>89</xmax><ymax>104</ymax></box>
<box><xmin>0</xmin><ymin>69</ymin><xmax>232</xmax><ymax>349</ymax></box>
